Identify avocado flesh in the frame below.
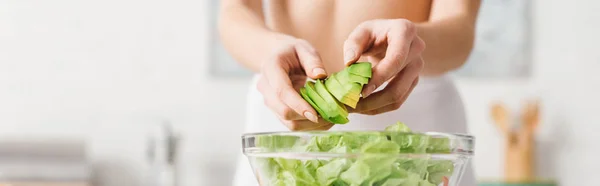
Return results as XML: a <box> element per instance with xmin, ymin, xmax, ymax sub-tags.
<box><xmin>296</xmin><ymin>63</ymin><xmax>372</xmax><ymax>125</ymax></box>
<box><xmin>324</xmin><ymin>73</ymin><xmax>347</xmax><ymax>103</ymax></box>
<box><xmin>347</xmin><ymin>62</ymin><xmax>372</xmax><ymax>78</ymax></box>
<box><xmin>331</xmin><ymin>73</ymin><xmax>362</xmax><ymax>100</ymax></box>
<box><xmin>326</xmin><ymin>73</ymin><xmax>362</xmax><ymax>108</ymax></box>
<box><xmin>315</xmin><ymin>80</ymin><xmax>348</xmax><ymax>117</ymax></box>
<box><xmin>338</xmin><ymin>69</ymin><xmax>369</xmax><ymax>85</ymax></box>
<box><xmin>301</xmin><ymin>84</ymin><xmax>335</xmax><ymax>123</ymax></box>
<box><xmin>329</xmin><ymin>113</ymin><xmax>349</xmax><ymax>124</ymax></box>
<box><xmin>314</xmin><ymin>80</ymin><xmax>349</xmax><ymax>124</ymax></box>
<box><xmin>305</xmin><ymin>81</ymin><xmax>342</xmax><ymax>123</ymax></box>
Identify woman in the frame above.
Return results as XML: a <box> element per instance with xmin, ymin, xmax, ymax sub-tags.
<box><xmin>218</xmin><ymin>0</ymin><xmax>481</xmax><ymax>185</ymax></box>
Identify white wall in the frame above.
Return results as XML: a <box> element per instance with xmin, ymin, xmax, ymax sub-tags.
<box><xmin>0</xmin><ymin>0</ymin><xmax>250</xmax><ymax>185</ymax></box>
<box><xmin>457</xmin><ymin>0</ymin><xmax>600</xmax><ymax>185</ymax></box>
<box><xmin>1</xmin><ymin>0</ymin><xmax>599</xmax><ymax>186</ymax></box>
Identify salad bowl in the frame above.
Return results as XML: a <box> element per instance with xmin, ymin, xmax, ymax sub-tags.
<box><xmin>242</xmin><ymin>123</ymin><xmax>475</xmax><ymax>186</ymax></box>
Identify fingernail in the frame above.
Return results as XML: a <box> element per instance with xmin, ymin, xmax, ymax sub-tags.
<box><xmin>312</xmin><ymin>68</ymin><xmax>326</xmax><ymax>77</ymax></box>
<box><xmin>363</xmin><ymin>85</ymin><xmax>376</xmax><ymax>98</ymax></box>
<box><xmin>304</xmin><ymin>111</ymin><xmax>318</xmax><ymax>123</ymax></box>
<box><xmin>344</xmin><ymin>48</ymin><xmax>355</xmax><ymax>65</ymax></box>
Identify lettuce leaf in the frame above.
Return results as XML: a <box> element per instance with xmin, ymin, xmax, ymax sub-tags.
<box><xmin>426</xmin><ymin>160</ymin><xmax>455</xmax><ymax>185</ymax></box>
<box><xmin>253</xmin><ymin>122</ymin><xmax>456</xmax><ymax>186</ymax></box>
<box><xmin>317</xmin><ymin>158</ymin><xmax>352</xmax><ymax>185</ymax></box>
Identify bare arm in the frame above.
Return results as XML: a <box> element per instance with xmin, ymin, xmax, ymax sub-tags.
<box><xmin>218</xmin><ymin>0</ymin><xmax>283</xmax><ymax>72</ymax></box>
<box><xmin>417</xmin><ymin>0</ymin><xmax>481</xmax><ymax>76</ymax></box>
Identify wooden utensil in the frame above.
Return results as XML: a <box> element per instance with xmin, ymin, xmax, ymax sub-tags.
<box><xmin>490</xmin><ymin>100</ymin><xmax>540</xmax><ymax>182</ymax></box>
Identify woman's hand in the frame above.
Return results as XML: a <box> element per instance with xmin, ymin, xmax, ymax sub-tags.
<box><xmin>343</xmin><ymin>19</ymin><xmax>426</xmax><ymax>115</ymax></box>
<box><xmin>257</xmin><ymin>35</ymin><xmax>334</xmax><ymax>131</ymax></box>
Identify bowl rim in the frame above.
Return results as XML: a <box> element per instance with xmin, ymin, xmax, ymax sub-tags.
<box><xmin>242</xmin><ymin>130</ymin><xmax>475</xmax><ymax>156</ymax></box>
<box><xmin>242</xmin><ymin>130</ymin><xmax>475</xmax><ymax>140</ymax></box>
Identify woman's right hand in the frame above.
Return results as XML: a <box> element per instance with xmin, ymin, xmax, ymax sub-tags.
<box><xmin>257</xmin><ymin>35</ymin><xmax>334</xmax><ymax>131</ymax></box>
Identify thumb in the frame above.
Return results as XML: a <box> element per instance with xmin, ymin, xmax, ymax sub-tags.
<box><xmin>294</xmin><ymin>41</ymin><xmax>327</xmax><ymax>79</ymax></box>
<box><xmin>343</xmin><ymin>23</ymin><xmax>374</xmax><ymax>66</ymax></box>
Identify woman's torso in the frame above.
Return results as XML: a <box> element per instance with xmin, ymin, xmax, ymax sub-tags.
<box><xmin>263</xmin><ymin>0</ymin><xmax>432</xmax><ymax>73</ymax></box>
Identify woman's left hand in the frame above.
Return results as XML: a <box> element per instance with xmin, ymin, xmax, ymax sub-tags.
<box><xmin>343</xmin><ymin>19</ymin><xmax>426</xmax><ymax>115</ymax></box>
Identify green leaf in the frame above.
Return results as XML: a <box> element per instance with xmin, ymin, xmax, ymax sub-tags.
<box><xmin>294</xmin><ymin>167</ymin><xmax>318</xmax><ymax>185</ymax></box>
<box><xmin>361</xmin><ymin>164</ymin><xmax>392</xmax><ymax>186</ymax></box>
<box><xmin>330</xmin><ymin>145</ymin><xmax>353</xmax><ymax>153</ymax></box>
<box><xmin>279</xmin><ymin>171</ymin><xmax>296</xmax><ymax>186</ymax></box>
<box><xmin>316</xmin><ymin>158</ymin><xmax>351</xmax><ymax>186</ymax></box>
<box><xmin>427</xmin><ymin>137</ymin><xmax>452</xmax><ymax>153</ymax></box>
<box><xmin>397</xmin><ymin>158</ymin><xmax>430</xmax><ymax>179</ymax></box>
<box><xmin>418</xmin><ymin>179</ymin><xmax>436</xmax><ymax>186</ymax></box>
<box><xmin>255</xmin><ymin>135</ymin><xmax>299</xmax><ymax>150</ymax></box>
<box><xmin>378</xmin><ymin>178</ymin><xmax>407</xmax><ymax>186</ymax></box>
<box><xmin>296</xmin><ymin>137</ymin><xmax>321</xmax><ymax>152</ymax></box>
<box><xmin>389</xmin><ymin>134</ymin><xmax>430</xmax><ymax>153</ymax></box>
<box><xmin>384</xmin><ymin>122</ymin><xmax>412</xmax><ymax>132</ymax></box>
<box><xmin>340</xmin><ymin>161</ymin><xmax>370</xmax><ymax>185</ymax></box>
<box><xmin>360</xmin><ymin>140</ymin><xmax>400</xmax><ymax>154</ymax></box>
<box><xmin>331</xmin><ymin>179</ymin><xmax>350</xmax><ymax>186</ymax></box>
<box><xmin>401</xmin><ymin>173</ymin><xmax>422</xmax><ymax>186</ymax></box>
<box><xmin>255</xmin><ymin>158</ymin><xmax>282</xmax><ymax>185</ymax></box>
<box><xmin>316</xmin><ymin>134</ymin><xmax>342</xmax><ymax>151</ymax></box>
<box><xmin>426</xmin><ymin>160</ymin><xmax>455</xmax><ymax>185</ymax></box>
<box><xmin>274</xmin><ymin>158</ymin><xmax>300</xmax><ymax>171</ymax></box>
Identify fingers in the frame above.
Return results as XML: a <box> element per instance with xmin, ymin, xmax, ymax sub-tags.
<box><xmin>257</xmin><ymin>78</ymin><xmax>305</xmax><ymax>120</ymax></box>
<box><xmin>281</xmin><ymin>117</ymin><xmax>334</xmax><ymax>131</ymax></box>
<box><xmin>295</xmin><ymin>40</ymin><xmax>328</xmax><ymax>79</ymax></box>
<box><xmin>353</xmin><ymin>57</ymin><xmax>423</xmax><ymax>113</ymax></box>
<box><xmin>362</xmin><ymin>21</ymin><xmax>425</xmax><ymax>98</ymax></box>
<box><xmin>343</xmin><ymin>22</ymin><xmax>376</xmax><ymax>66</ymax></box>
<box><xmin>261</xmin><ymin>57</ymin><xmax>319</xmax><ymax>123</ymax></box>
<box><xmin>360</xmin><ymin>77</ymin><xmax>419</xmax><ymax>115</ymax></box>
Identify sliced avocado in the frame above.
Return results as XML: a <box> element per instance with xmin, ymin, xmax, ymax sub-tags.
<box><xmin>331</xmin><ymin>73</ymin><xmax>362</xmax><ymax>100</ymax></box>
<box><xmin>300</xmin><ymin>85</ymin><xmax>334</xmax><ymax>123</ymax></box>
<box><xmin>327</xmin><ymin>73</ymin><xmax>361</xmax><ymax>108</ymax></box>
<box><xmin>315</xmin><ymin>80</ymin><xmax>348</xmax><ymax>117</ymax></box>
<box><xmin>338</xmin><ymin>69</ymin><xmax>369</xmax><ymax>85</ymax></box>
<box><xmin>304</xmin><ymin>81</ymin><xmax>338</xmax><ymax>123</ymax></box>
<box><xmin>323</xmin><ymin>73</ymin><xmax>347</xmax><ymax>103</ymax></box>
<box><xmin>347</xmin><ymin>62</ymin><xmax>372</xmax><ymax>78</ymax></box>
<box><xmin>314</xmin><ymin>80</ymin><xmax>349</xmax><ymax>124</ymax></box>
<box><xmin>329</xmin><ymin>114</ymin><xmax>349</xmax><ymax>124</ymax></box>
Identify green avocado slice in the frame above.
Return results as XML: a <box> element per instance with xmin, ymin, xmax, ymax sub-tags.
<box><xmin>338</xmin><ymin>69</ymin><xmax>369</xmax><ymax>85</ymax></box>
<box><xmin>329</xmin><ymin>113</ymin><xmax>349</xmax><ymax>124</ymax></box>
<box><xmin>314</xmin><ymin>80</ymin><xmax>349</xmax><ymax>124</ymax></box>
<box><xmin>324</xmin><ymin>73</ymin><xmax>347</xmax><ymax>103</ymax></box>
<box><xmin>347</xmin><ymin>62</ymin><xmax>372</xmax><ymax>78</ymax></box>
<box><xmin>331</xmin><ymin>73</ymin><xmax>362</xmax><ymax>99</ymax></box>
<box><xmin>326</xmin><ymin>73</ymin><xmax>361</xmax><ymax>108</ymax></box>
<box><xmin>304</xmin><ymin>81</ymin><xmax>339</xmax><ymax>123</ymax></box>
<box><xmin>300</xmin><ymin>86</ymin><xmax>333</xmax><ymax>123</ymax></box>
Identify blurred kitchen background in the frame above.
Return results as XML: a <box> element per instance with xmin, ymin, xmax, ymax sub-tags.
<box><xmin>0</xmin><ymin>0</ymin><xmax>598</xmax><ymax>186</ymax></box>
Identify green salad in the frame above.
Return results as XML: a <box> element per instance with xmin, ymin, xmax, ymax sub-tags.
<box><xmin>252</xmin><ymin>122</ymin><xmax>455</xmax><ymax>186</ymax></box>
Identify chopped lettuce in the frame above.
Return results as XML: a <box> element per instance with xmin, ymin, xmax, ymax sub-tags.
<box><xmin>255</xmin><ymin>134</ymin><xmax>299</xmax><ymax>151</ymax></box>
<box><xmin>426</xmin><ymin>160</ymin><xmax>455</xmax><ymax>185</ymax></box>
<box><xmin>384</xmin><ymin>122</ymin><xmax>412</xmax><ymax>132</ymax></box>
<box><xmin>427</xmin><ymin>137</ymin><xmax>452</xmax><ymax>153</ymax></box>
<box><xmin>253</xmin><ymin>122</ymin><xmax>455</xmax><ymax>186</ymax></box>
<box><xmin>317</xmin><ymin>158</ymin><xmax>352</xmax><ymax>185</ymax></box>
<box><xmin>339</xmin><ymin>160</ymin><xmax>370</xmax><ymax>185</ymax></box>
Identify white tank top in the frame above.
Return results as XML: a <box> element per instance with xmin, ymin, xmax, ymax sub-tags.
<box><xmin>233</xmin><ymin>74</ymin><xmax>477</xmax><ymax>186</ymax></box>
